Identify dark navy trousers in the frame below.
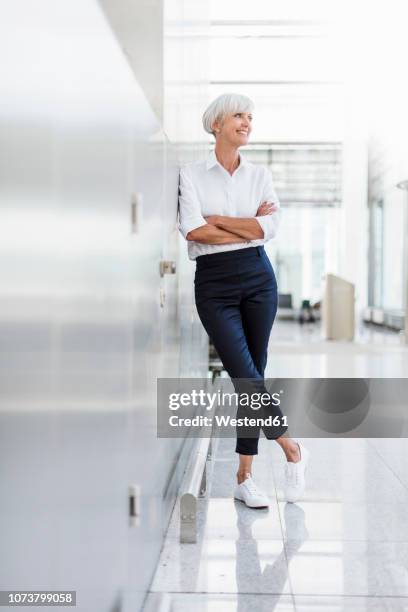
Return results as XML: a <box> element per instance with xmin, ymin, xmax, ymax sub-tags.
<box><xmin>194</xmin><ymin>245</ymin><xmax>288</xmax><ymax>455</ymax></box>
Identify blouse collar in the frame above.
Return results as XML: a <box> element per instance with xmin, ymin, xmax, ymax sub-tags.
<box><xmin>206</xmin><ymin>149</ymin><xmax>247</xmax><ymax>172</ymax></box>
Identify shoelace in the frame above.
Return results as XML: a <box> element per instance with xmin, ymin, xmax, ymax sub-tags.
<box><xmin>243</xmin><ymin>478</ymin><xmax>262</xmax><ymax>495</ymax></box>
<box><xmin>285</xmin><ymin>463</ymin><xmax>300</xmax><ymax>487</ymax></box>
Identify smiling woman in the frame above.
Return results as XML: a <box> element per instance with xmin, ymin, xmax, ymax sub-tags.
<box><xmin>177</xmin><ymin>92</ymin><xmax>310</xmax><ymax>510</ymax></box>
<box><xmin>179</xmin><ymin>94</ymin><xmax>281</xmax><ymax>252</ymax></box>
<box><xmin>202</xmin><ymin>92</ymin><xmax>254</xmax><ymax>138</ymax></box>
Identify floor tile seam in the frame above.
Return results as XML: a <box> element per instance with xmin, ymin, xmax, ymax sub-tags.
<box><xmin>148</xmin><ymin>588</ymin><xmax>408</xmax><ymax>598</ymax></box>
<box><xmin>282</xmin><ymin>537</ymin><xmax>408</xmax><ymax>543</ymax></box>
<box><xmin>367</xmin><ymin>439</ymin><xmax>408</xmax><ymax>493</ymax></box>
<box><xmin>164</xmin><ymin>509</ymin><xmax>285</xmax><ymax>542</ymax></box>
<box><xmin>283</xmin><ymin>537</ymin><xmax>408</xmax><ymax>543</ymax></box>
<box><xmin>275</xmin><ymin>501</ymin><xmax>297</xmax><ymax>597</ymax></box>
<box><xmin>277</xmin><ymin>500</ymin><xmax>408</xmax><ymax>506</ymax></box>
<box><xmin>276</xmin><ymin>501</ymin><xmax>401</xmax><ymax>504</ymax></box>
<box><xmin>214</xmin><ymin>458</ymin><xmax>243</xmax><ymax>463</ymax></box>
<box><xmin>293</xmin><ymin>594</ymin><xmax>408</xmax><ymax>599</ymax></box>
<box><xmin>275</xmin><ymin>470</ymin><xmax>408</xmax><ymax>490</ymax></box>
<box><xmin>206</xmin><ymin>496</ymin><xmax>280</xmax><ymax>501</ymax></box>
<box><xmin>268</xmin><ymin>461</ymin><xmax>281</xmax><ymax>505</ymax></box>
<box><xmin>148</xmin><ymin>589</ymin><xmax>293</xmax><ymax>595</ymax></box>
<box><xmin>161</xmin><ymin>535</ymin><xmax>288</xmax><ymax>544</ymax></box>
<box><xmin>291</xmin><ymin>592</ymin><xmax>408</xmax><ymax>598</ymax></box>
<box><xmin>267</xmin><ymin>343</ymin><xmax>408</xmax><ymax>352</ymax></box>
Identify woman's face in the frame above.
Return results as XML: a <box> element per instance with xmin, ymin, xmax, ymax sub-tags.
<box><xmin>213</xmin><ymin>111</ymin><xmax>253</xmax><ymax>147</ymax></box>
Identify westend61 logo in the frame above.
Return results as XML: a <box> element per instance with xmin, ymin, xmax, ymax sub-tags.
<box><xmin>166</xmin><ymin>388</ymin><xmax>287</xmax><ymax>431</ymax></box>
<box><xmin>168</xmin><ymin>389</ymin><xmax>282</xmax><ymax>411</ymax></box>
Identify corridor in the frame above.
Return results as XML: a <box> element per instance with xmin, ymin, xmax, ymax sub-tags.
<box><xmin>146</xmin><ymin>322</ymin><xmax>408</xmax><ymax>610</ymax></box>
<box><xmin>1</xmin><ymin>1</ymin><xmax>408</xmax><ymax>611</ymax></box>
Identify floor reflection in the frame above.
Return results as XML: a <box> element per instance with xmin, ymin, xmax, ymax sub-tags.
<box><xmin>234</xmin><ymin>501</ymin><xmax>308</xmax><ymax>611</ymax></box>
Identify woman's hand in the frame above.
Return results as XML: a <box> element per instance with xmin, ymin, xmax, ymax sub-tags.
<box><xmin>204</xmin><ymin>215</ymin><xmax>220</xmax><ymax>226</ymax></box>
<box><xmin>256</xmin><ymin>201</ymin><xmax>278</xmax><ymax>216</ymax></box>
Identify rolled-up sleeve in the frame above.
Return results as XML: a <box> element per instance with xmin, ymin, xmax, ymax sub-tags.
<box><xmin>177</xmin><ymin>165</ymin><xmax>207</xmax><ymax>240</ymax></box>
<box><xmin>254</xmin><ymin>167</ymin><xmax>282</xmax><ymax>241</ymax></box>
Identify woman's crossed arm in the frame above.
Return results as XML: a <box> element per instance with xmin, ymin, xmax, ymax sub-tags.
<box><xmin>186</xmin><ymin>202</ymin><xmax>277</xmax><ymax>243</ymax></box>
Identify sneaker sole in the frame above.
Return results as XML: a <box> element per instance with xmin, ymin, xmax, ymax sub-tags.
<box><xmin>234</xmin><ymin>496</ymin><xmax>269</xmax><ymax>509</ymax></box>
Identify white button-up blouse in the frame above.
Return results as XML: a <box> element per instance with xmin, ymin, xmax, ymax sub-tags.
<box><xmin>178</xmin><ymin>150</ymin><xmax>281</xmax><ymax>260</ymax></box>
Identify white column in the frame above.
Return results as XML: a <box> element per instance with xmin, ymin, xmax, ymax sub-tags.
<box><xmin>339</xmin><ymin>94</ymin><xmax>369</xmax><ymax>325</ymax></box>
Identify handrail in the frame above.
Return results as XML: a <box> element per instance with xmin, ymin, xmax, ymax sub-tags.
<box><xmin>179</xmin><ymin>433</ymin><xmax>212</xmax><ymax>543</ymax></box>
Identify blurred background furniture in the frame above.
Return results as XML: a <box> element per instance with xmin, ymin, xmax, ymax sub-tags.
<box><xmin>322</xmin><ymin>274</ymin><xmax>355</xmax><ymax>340</ymax></box>
<box><xmin>277</xmin><ymin>293</ymin><xmax>296</xmax><ymax>320</ymax></box>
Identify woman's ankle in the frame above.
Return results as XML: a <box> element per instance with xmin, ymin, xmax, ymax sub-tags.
<box><xmin>276</xmin><ymin>437</ymin><xmax>301</xmax><ymax>462</ymax></box>
<box><xmin>284</xmin><ymin>442</ymin><xmax>301</xmax><ymax>462</ymax></box>
<box><xmin>237</xmin><ymin>470</ymin><xmax>251</xmax><ymax>484</ymax></box>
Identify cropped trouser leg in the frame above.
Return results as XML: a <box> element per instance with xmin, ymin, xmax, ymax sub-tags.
<box><xmin>194</xmin><ymin>246</ymin><xmax>288</xmax><ymax>455</ymax></box>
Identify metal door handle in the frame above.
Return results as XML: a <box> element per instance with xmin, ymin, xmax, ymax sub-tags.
<box><xmin>159</xmin><ymin>260</ymin><xmax>176</xmax><ymax>277</ymax></box>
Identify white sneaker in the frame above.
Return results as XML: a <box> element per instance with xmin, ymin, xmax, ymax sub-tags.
<box><xmin>284</xmin><ymin>442</ymin><xmax>310</xmax><ymax>503</ymax></box>
<box><xmin>234</xmin><ymin>474</ymin><xmax>270</xmax><ymax>509</ymax></box>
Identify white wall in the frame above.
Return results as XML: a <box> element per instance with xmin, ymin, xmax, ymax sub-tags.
<box><xmin>0</xmin><ymin>2</ymin><xmax>209</xmax><ymax>612</ymax></box>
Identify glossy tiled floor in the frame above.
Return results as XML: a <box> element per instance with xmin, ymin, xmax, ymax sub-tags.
<box><xmin>146</xmin><ymin>436</ymin><xmax>408</xmax><ymax>611</ymax></box>
<box><xmin>145</xmin><ymin>323</ymin><xmax>408</xmax><ymax>611</ymax></box>
<box><xmin>266</xmin><ymin>320</ymin><xmax>408</xmax><ymax>378</ymax></box>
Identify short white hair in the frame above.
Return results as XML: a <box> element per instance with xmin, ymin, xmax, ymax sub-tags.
<box><xmin>202</xmin><ymin>93</ymin><xmax>255</xmax><ymax>136</ymax></box>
